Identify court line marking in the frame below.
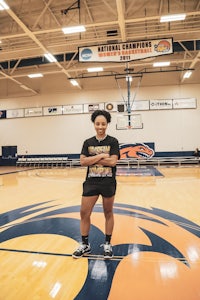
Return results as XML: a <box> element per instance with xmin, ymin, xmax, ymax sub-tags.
<box><xmin>0</xmin><ymin>247</ymin><xmax>191</xmax><ymax>263</ymax></box>
<box><xmin>0</xmin><ymin>247</ymin><xmax>123</xmax><ymax>261</ymax></box>
<box><xmin>0</xmin><ymin>168</ymin><xmax>35</xmax><ymax>176</ymax></box>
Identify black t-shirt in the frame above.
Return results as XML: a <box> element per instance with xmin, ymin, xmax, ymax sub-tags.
<box><xmin>81</xmin><ymin>135</ymin><xmax>120</xmax><ymax>182</ymax></box>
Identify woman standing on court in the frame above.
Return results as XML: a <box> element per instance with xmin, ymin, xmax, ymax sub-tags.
<box><xmin>72</xmin><ymin>110</ymin><xmax>120</xmax><ymax>259</ymax></box>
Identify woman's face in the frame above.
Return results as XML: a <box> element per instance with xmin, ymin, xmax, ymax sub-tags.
<box><xmin>94</xmin><ymin>115</ymin><xmax>108</xmax><ymax>137</ymax></box>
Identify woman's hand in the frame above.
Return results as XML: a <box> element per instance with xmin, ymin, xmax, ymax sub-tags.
<box><xmin>80</xmin><ymin>153</ymin><xmax>109</xmax><ymax>166</ymax></box>
<box><xmin>100</xmin><ymin>153</ymin><xmax>110</xmax><ymax>159</ymax></box>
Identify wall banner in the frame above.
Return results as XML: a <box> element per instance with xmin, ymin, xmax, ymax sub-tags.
<box><xmin>132</xmin><ymin>100</ymin><xmax>149</xmax><ymax>111</ymax></box>
<box><xmin>0</xmin><ymin>110</ymin><xmax>7</xmax><ymax>119</ymax></box>
<box><xmin>63</xmin><ymin>104</ymin><xmax>83</xmax><ymax>114</ymax></box>
<box><xmin>150</xmin><ymin>99</ymin><xmax>173</xmax><ymax>110</ymax></box>
<box><xmin>79</xmin><ymin>38</ymin><xmax>173</xmax><ymax>62</ymax></box>
<box><xmin>7</xmin><ymin>109</ymin><xmax>24</xmax><ymax>119</ymax></box>
<box><xmin>172</xmin><ymin>98</ymin><xmax>197</xmax><ymax>109</ymax></box>
<box><xmin>24</xmin><ymin>107</ymin><xmax>43</xmax><ymax>117</ymax></box>
<box><xmin>83</xmin><ymin>103</ymin><xmax>104</xmax><ymax>113</ymax></box>
<box><xmin>105</xmin><ymin>102</ymin><xmax>118</xmax><ymax>112</ymax></box>
<box><xmin>43</xmin><ymin>106</ymin><xmax>63</xmax><ymax>116</ymax></box>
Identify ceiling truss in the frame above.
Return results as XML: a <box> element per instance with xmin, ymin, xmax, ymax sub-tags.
<box><xmin>0</xmin><ymin>0</ymin><xmax>199</xmax><ymax>97</ymax></box>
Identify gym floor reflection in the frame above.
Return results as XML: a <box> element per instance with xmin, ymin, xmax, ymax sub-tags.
<box><xmin>0</xmin><ymin>166</ymin><xmax>200</xmax><ymax>300</ymax></box>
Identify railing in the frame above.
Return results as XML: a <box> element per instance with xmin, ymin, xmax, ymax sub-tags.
<box><xmin>16</xmin><ymin>156</ymin><xmax>199</xmax><ymax>168</ymax></box>
<box><xmin>16</xmin><ymin>157</ymin><xmax>69</xmax><ymax>168</ymax></box>
<box><xmin>117</xmin><ymin>156</ymin><xmax>200</xmax><ymax>167</ymax></box>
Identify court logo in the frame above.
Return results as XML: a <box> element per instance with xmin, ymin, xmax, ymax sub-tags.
<box><xmin>119</xmin><ymin>143</ymin><xmax>154</xmax><ymax>159</ymax></box>
<box><xmin>1</xmin><ymin>202</ymin><xmax>200</xmax><ymax>300</ymax></box>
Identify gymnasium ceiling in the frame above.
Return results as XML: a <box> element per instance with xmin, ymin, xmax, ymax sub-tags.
<box><xmin>0</xmin><ymin>0</ymin><xmax>200</xmax><ymax>97</ymax></box>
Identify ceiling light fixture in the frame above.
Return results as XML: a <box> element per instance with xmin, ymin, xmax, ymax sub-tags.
<box><xmin>153</xmin><ymin>62</ymin><xmax>171</xmax><ymax>67</ymax></box>
<box><xmin>44</xmin><ymin>53</ymin><xmax>57</xmax><ymax>63</ymax></box>
<box><xmin>87</xmin><ymin>67</ymin><xmax>104</xmax><ymax>72</ymax></box>
<box><xmin>0</xmin><ymin>0</ymin><xmax>9</xmax><ymax>10</ymax></box>
<box><xmin>28</xmin><ymin>73</ymin><xmax>43</xmax><ymax>78</ymax></box>
<box><xmin>70</xmin><ymin>79</ymin><xmax>79</xmax><ymax>86</ymax></box>
<box><xmin>62</xmin><ymin>25</ymin><xmax>86</xmax><ymax>34</ymax></box>
<box><xmin>160</xmin><ymin>13</ymin><xmax>186</xmax><ymax>22</ymax></box>
<box><xmin>183</xmin><ymin>71</ymin><xmax>192</xmax><ymax>78</ymax></box>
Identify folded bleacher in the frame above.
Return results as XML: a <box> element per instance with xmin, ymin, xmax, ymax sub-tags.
<box><xmin>16</xmin><ymin>155</ymin><xmax>199</xmax><ymax>169</ymax></box>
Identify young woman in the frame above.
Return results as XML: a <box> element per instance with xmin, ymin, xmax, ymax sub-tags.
<box><xmin>72</xmin><ymin>110</ymin><xmax>120</xmax><ymax>259</ymax></box>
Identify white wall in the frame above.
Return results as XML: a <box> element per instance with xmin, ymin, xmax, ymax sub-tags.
<box><xmin>0</xmin><ymin>83</ymin><xmax>199</xmax><ymax>155</ymax></box>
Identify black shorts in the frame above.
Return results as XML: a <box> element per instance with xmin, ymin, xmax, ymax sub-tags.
<box><xmin>82</xmin><ymin>180</ymin><xmax>116</xmax><ymax>197</ymax></box>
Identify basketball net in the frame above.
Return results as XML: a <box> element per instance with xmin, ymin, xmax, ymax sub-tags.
<box><xmin>115</xmin><ymin>65</ymin><xmax>143</xmax><ymax>128</ymax></box>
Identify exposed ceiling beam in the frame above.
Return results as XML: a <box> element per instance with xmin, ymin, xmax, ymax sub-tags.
<box><xmin>0</xmin><ymin>70</ymin><xmax>38</xmax><ymax>94</ymax></box>
<box><xmin>0</xmin><ymin>57</ymin><xmax>195</xmax><ymax>80</ymax></box>
<box><xmin>102</xmin><ymin>0</ymin><xmax>117</xmax><ymax>16</ymax></box>
<box><xmin>181</xmin><ymin>50</ymin><xmax>200</xmax><ymax>82</ymax></box>
<box><xmin>158</xmin><ymin>0</ymin><xmax>164</xmax><ymax>14</ymax></box>
<box><xmin>1</xmin><ymin>10</ymin><xmax>200</xmax><ymax>41</ymax></box>
<box><xmin>196</xmin><ymin>0</ymin><xmax>200</xmax><ymax>10</ymax></box>
<box><xmin>178</xmin><ymin>41</ymin><xmax>193</xmax><ymax>58</ymax></box>
<box><xmin>32</xmin><ymin>0</ymin><xmax>55</xmax><ymax>29</ymax></box>
<box><xmin>4</xmin><ymin>6</ymin><xmax>73</xmax><ymax>80</ymax></box>
<box><xmin>116</xmin><ymin>0</ymin><xmax>126</xmax><ymax>42</ymax></box>
<box><xmin>0</xmin><ymin>0</ymin><xmax>199</xmax><ymax>92</ymax></box>
<box><xmin>10</xmin><ymin>59</ymin><xmax>22</xmax><ymax>75</ymax></box>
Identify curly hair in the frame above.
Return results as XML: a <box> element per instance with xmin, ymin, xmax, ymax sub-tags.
<box><xmin>91</xmin><ymin>110</ymin><xmax>111</xmax><ymax>123</ymax></box>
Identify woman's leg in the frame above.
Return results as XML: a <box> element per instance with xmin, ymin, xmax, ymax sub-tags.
<box><xmin>80</xmin><ymin>195</ymin><xmax>99</xmax><ymax>236</ymax></box>
<box><xmin>102</xmin><ymin>195</ymin><xmax>115</xmax><ymax>236</ymax></box>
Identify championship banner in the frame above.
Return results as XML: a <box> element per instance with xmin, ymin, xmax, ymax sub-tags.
<box><xmin>79</xmin><ymin>38</ymin><xmax>173</xmax><ymax>62</ymax></box>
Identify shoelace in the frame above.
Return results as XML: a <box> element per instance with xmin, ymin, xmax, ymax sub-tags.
<box><xmin>101</xmin><ymin>244</ymin><xmax>112</xmax><ymax>252</ymax></box>
<box><xmin>77</xmin><ymin>243</ymin><xmax>87</xmax><ymax>251</ymax></box>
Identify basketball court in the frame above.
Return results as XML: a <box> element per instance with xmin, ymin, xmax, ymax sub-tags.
<box><xmin>0</xmin><ymin>165</ymin><xmax>200</xmax><ymax>300</ymax></box>
<box><xmin>0</xmin><ymin>0</ymin><xmax>200</xmax><ymax>299</ymax></box>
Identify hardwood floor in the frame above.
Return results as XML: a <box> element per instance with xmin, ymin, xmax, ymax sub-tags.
<box><xmin>0</xmin><ymin>165</ymin><xmax>200</xmax><ymax>300</ymax></box>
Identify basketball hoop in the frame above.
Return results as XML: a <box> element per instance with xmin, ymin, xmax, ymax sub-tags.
<box><xmin>116</xmin><ymin>114</ymin><xmax>143</xmax><ymax>130</ymax></box>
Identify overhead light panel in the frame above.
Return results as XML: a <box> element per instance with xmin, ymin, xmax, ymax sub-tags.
<box><xmin>0</xmin><ymin>0</ymin><xmax>9</xmax><ymax>10</ymax></box>
<box><xmin>183</xmin><ymin>71</ymin><xmax>192</xmax><ymax>79</ymax></box>
<box><xmin>62</xmin><ymin>25</ymin><xmax>86</xmax><ymax>34</ymax></box>
<box><xmin>44</xmin><ymin>53</ymin><xmax>57</xmax><ymax>63</ymax></box>
<box><xmin>153</xmin><ymin>62</ymin><xmax>171</xmax><ymax>67</ymax></box>
<box><xmin>28</xmin><ymin>73</ymin><xmax>43</xmax><ymax>78</ymax></box>
<box><xmin>160</xmin><ymin>13</ymin><xmax>186</xmax><ymax>22</ymax></box>
<box><xmin>70</xmin><ymin>79</ymin><xmax>79</xmax><ymax>86</ymax></box>
<box><xmin>87</xmin><ymin>67</ymin><xmax>104</xmax><ymax>72</ymax></box>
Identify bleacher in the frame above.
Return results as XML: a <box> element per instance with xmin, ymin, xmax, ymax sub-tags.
<box><xmin>16</xmin><ymin>156</ymin><xmax>70</xmax><ymax>168</ymax></box>
<box><xmin>16</xmin><ymin>155</ymin><xmax>199</xmax><ymax>169</ymax></box>
<box><xmin>117</xmin><ymin>156</ymin><xmax>200</xmax><ymax>167</ymax></box>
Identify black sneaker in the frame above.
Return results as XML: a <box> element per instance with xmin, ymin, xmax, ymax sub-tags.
<box><xmin>102</xmin><ymin>243</ymin><xmax>113</xmax><ymax>259</ymax></box>
<box><xmin>72</xmin><ymin>243</ymin><xmax>91</xmax><ymax>258</ymax></box>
